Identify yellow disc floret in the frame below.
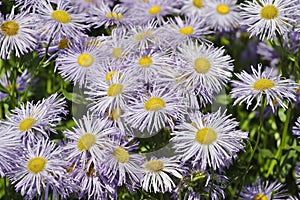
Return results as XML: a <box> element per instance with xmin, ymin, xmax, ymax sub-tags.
<box><xmin>19</xmin><ymin>118</ymin><xmax>36</xmax><ymax>131</ymax></box>
<box><xmin>194</xmin><ymin>58</ymin><xmax>211</xmax><ymax>74</ymax></box>
<box><xmin>253</xmin><ymin>79</ymin><xmax>275</xmax><ymax>90</ymax></box>
<box><xmin>260</xmin><ymin>5</ymin><xmax>278</xmax><ymax>19</ymax></box>
<box><xmin>138</xmin><ymin>56</ymin><xmax>153</xmax><ymax>68</ymax></box>
<box><xmin>144</xmin><ymin>97</ymin><xmax>166</xmax><ymax>111</ymax></box>
<box><xmin>77</xmin><ymin>53</ymin><xmax>94</xmax><ymax>67</ymax></box>
<box><xmin>52</xmin><ymin>10</ymin><xmax>71</xmax><ymax>23</ymax></box>
<box><xmin>57</xmin><ymin>38</ymin><xmax>68</xmax><ymax>49</ymax></box>
<box><xmin>107</xmin><ymin>84</ymin><xmax>124</xmax><ymax>97</ymax></box>
<box><xmin>1</xmin><ymin>20</ymin><xmax>19</xmax><ymax>36</ymax></box>
<box><xmin>193</xmin><ymin>0</ymin><xmax>203</xmax><ymax>8</ymax></box>
<box><xmin>145</xmin><ymin>160</ymin><xmax>164</xmax><ymax>172</ymax></box>
<box><xmin>148</xmin><ymin>5</ymin><xmax>161</xmax><ymax>15</ymax></box>
<box><xmin>113</xmin><ymin>146</ymin><xmax>130</xmax><ymax>163</ymax></box>
<box><xmin>253</xmin><ymin>193</ymin><xmax>268</xmax><ymax>200</ymax></box>
<box><xmin>179</xmin><ymin>26</ymin><xmax>194</xmax><ymax>35</ymax></box>
<box><xmin>77</xmin><ymin>133</ymin><xmax>96</xmax><ymax>151</ymax></box>
<box><xmin>27</xmin><ymin>157</ymin><xmax>47</xmax><ymax>174</ymax></box>
<box><xmin>216</xmin><ymin>4</ymin><xmax>230</xmax><ymax>15</ymax></box>
<box><xmin>195</xmin><ymin>127</ymin><xmax>217</xmax><ymax>145</ymax></box>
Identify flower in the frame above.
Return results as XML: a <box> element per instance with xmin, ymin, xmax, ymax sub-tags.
<box><xmin>161</xmin><ymin>15</ymin><xmax>212</xmax><ymax>47</ymax></box>
<box><xmin>55</xmin><ymin>37</ymin><xmax>104</xmax><ymax>87</ymax></box>
<box><xmin>141</xmin><ymin>156</ymin><xmax>182</xmax><ymax>193</ymax></box>
<box><xmin>239</xmin><ymin>177</ymin><xmax>289</xmax><ymax>200</ymax></box>
<box><xmin>85</xmin><ymin>69</ymin><xmax>140</xmax><ymax>116</ymax></box>
<box><xmin>239</xmin><ymin>0</ymin><xmax>298</xmax><ymax>40</ymax></box>
<box><xmin>62</xmin><ymin>114</ymin><xmax>116</xmax><ymax>170</ymax></box>
<box><xmin>126</xmin><ymin>86</ymin><xmax>185</xmax><ymax>135</ymax></box>
<box><xmin>230</xmin><ymin>64</ymin><xmax>298</xmax><ymax>112</ymax></box>
<box><xmin>3</xmin><ymin>93</ymin><xmax>67</xmax><ymax>142</ymax></box>
<box><xmin>9</xmin><ymin>138</ymin><xmax>69</xmax><ymax>199</ymax></box>
<box><xmin>176</xmin><ymin>40</ymin><xmax>234</xmax><ymax>94</ymax></box>
<box><xmin>0</xmin><ymin>68</ymin><xmax>32</xmax><ymax>100</ymax></box>
<box><xmin>101</xmin><ymin>137</ymin><xmax>144</xmax><ymax>188</ymax></box>
<box><xmin>293</xmin><ymin>116</ymin><xmax>300</xmax><ymax>143</ymax></box>
<box><xmin>0</xmin><ymin>6</ymin><xmax>37</xmax><ymax>59</ymax></box>
<box><xmin>35</xmin><ymin>0</ymin><xmax>88</xmax><ymax>41</ymax></box>
<box><xmin>0</xmin><ymin>124</ymin><xmax>21</xmax><ymax>177</ymax></box>
<box><xmin>171</xmin><ymin>109</ymin><xmax>248</xmax><ymax>170</ymax></box>
<box><xmin>204</xmin><ymin>0</ymin><xmax>241</xmax><ymax>32</ymax></box>
<box><xmin>181</xmin><ymin>0</ymin><xmax>208</xmax><ymax>17</ymax></box>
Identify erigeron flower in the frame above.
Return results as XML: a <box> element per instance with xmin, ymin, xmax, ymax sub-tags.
<box><xmin>239</xmin><ymin>0</ymin><xmax>298</xmax><ymax>40</ymax></box>
<box><xmin>0</xmin><ymin>7</ymin><xmax>38</xmax><ymax>59</ymax></box>
<box><xmin>230</xmin><ymin>64</ymin><xmax>298</xmax><ymax>112</ymax></box>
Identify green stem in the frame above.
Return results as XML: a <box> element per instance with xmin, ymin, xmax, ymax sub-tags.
<box><xmin>266</xmin><ymin>105</ymin><xmax>292</xmax><ymax>177</ymax></box>
<box><xmin>237</xmin><ymin>97</ymin><xmax>266</xmax><ymax>195</ymax></box>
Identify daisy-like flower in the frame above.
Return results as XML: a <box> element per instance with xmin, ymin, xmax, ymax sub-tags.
<box><xmin>101</xmin><ymin>137</ymin><xmax>144</xmax><ymax>188</ymax></box>
<box><xmin>0</xmin><ymin>68</ymin><xmax>31</xmax><ymax>100</ymax></box>
<box><xmin>239</xmin><ymin>177</ymin><xmax>289</xmax><ymax>200</ymax></box>
<box><xmin>125</xmin><ymin>48</ymin><xmax>173</xmax><ymax>83</ymax></box>
<box><xmin>129</xmin><ymin>0</ymin><xmax>181</xmax><ymax>25</ymax></box>
<box><xmin>171</xmin><ymin>109</ymin><xmax>248</xmax><ymax>170</ymax></box>
<box><xmin>3</xmin><ymin>93</ymin><xmax>67</xmax><ymax>142</ymax></box>
<box><xmin>126</xmin><ymin>86</ymin><xmax>185</xmax><ymax>135</ymax></box>
<box><xmin>181</xmin><ymin>0</ymin><xmax>208</xmax><ymax>17</ymax></box>
<box><xmin>204</xmin><ymin>0</ymin><xmax>241</xmax><ymax>32</ymax></box>
<box><xmin>293</xmin><ymin>116</ymin><xmax>300</xmax><ymax>142</ymax></box>
<box><xmin>230</xmin><ymin>64</ymin><xmax>298</xmax><ymax>112</ymax></box>
<box><xmin>0</xmin><ymin>125</ymin><xmax>21</xmax><ymax>177</ymax></box>
<box><xmin>176</xmin><ymin>40</ymin><xmax>233</xmax><ymax>94</ymax></box>
<box><xmin>0</xmin><ymin>7</ymin><xmax>38</xmax><ymax>59</ymax></box>
<box><xmin>63</xmin><ymin>114</ymin><xmax>116</xmax><ymax>170</ymax></box>
<box><xmin>141</xmin><ymin>156</ymin><xmax>182</xmax><ymax>193</ymax></box>
<box><xmin>126</xmin><ymin>19</ymin><xmax>163</xmax><ymax>50</ymax></box>
<box><xmin>85</xmin><ymin>69</ymin><xmax>139</xmax><ymax>116</ymax></box>
<box><xmin>161</xmin><ymin>15</ymin><xmax>212</xmax><ymax>47</ymax></box>
<box><xmin>55</xmin><ymin>37</ymin><xmax>104</xmax><ymax>87</ymax></box>
<box><xmin>89</xmin><ymin>2</ymin><xmax>131</xmax><ymax>28</ymax></box>
<box><xmin>66</xmin><ymin>0</ymin><xmax>102</xmax><ymax>13</ymax></box>
<box><xmin>239</xmin><ymin>0</ymin><xmax>298</xmax><ymax>40</ymax></box>
<box><xmin>69</xmin><ymin>160</ymin><xmax>115</xmax><ymax>200</ymax></box>
<box><xmin>36</xmin><ymin>0</ymin><xmax>88</xmax><ymax>41</ymax></box>
<box><xmin>9</xmin><ymin>138</ymin><xmax>69</xmax><ymax>200</ymax></box>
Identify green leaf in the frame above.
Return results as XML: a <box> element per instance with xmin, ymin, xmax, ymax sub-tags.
<box><xmin>62</xmin><ymin>90</ymin><xmax>89</xmax><ymax>105</ymax></box>
<box><xmin>259</xmin><ymin>149</ymin><xmax>274</xmax><ymax>158</ymax></box>
<box><xmin>278</xmin><ymin>109</ymin><xmax>286</xmax><ymax>122</ymax></box>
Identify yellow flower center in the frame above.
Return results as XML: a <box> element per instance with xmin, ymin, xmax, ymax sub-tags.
<box><xmin>216</xmin><ymin>4</ymin><xmax>230</xmax><ymax>15</ymax></box>
<box><xmin>193</xmin><ymin>0</ymin><xmax>203</xmax><ymax>8</ymax></box>
<box><xmin>107</xmin><ymin>84</ymin><xmax>124</xmax><ymax>97</ymax></box>
<box><xmin>19</xmin><ymin>118</ymin><xmax>36</xmax><ymax>131</ymax></box>
<box><xmin>195</xmin><ymin>127</ymin><xmax>217</xmax><ymax>145</ymax></box>
<box><xmin>77</xmin><ymin>53</ymin><xmax>94</xmax><ymax>67</ymax></box>
<box><xmin>113</xmin><ymin>146</ymin><xmax>130</xmax><ymax>163</ymax></box>
<box><xmin>194</xmin><ymin>58</ymin><xmax>211</xmax><ymax>74</ymax></box>
<box><xmin>148</xmin><ymin>5</ymin><xmax>161</xmax><ymax>15</ymax></box>
<box><xmin>27</xmin><ymin>157</ymin><xmax>47</xmax><ymax>174</ymax></box>
<box><xmin>260</xmin><ymin>5</ymin><xmax>278</xmax><ymax>19</ymax></box>
<box><xmin>77</xmin><ymin>133</ymin><xmax>96</xmax><ymax>151</ymax></box>
<box><xmin>1</xmin><ymin>20</ymin><xmax>19</xmax><ymax>36</ymax></box>
<box><xmin>106</xmin><ymin>12</ymin><xmax>123</xmax><ymax>20</ymax></box>
<box><xmin>145</xmin><ymin>160</ymin><xmax>164</xmax><ymax>172</ymax></box>
<box><xmin>106</xmin><ymin>70</ymin><xmax>122</xmax><ymax>82</ymax></box>
<box><xmin>144</xmin><ymin>97</ymin><xmax>166</xmax><ymax>111</ymax></box>
<box><xmin>57</xmin><ymin>38</ymin><xmax>68</xmax><ymax>49</ymax></box>
<box><xmin>253</xmin><ymin>79</ymin><xmax>275</xmax><ymax>90</ymax></box>
<box><xmin>112</xmin><ymin>47</ymin><xmax>121</xmax><ymax>59</ymax></box>
<box><xmin>52</xmin><ymin>10</ymin><xmax>71</xmax><ymax>23</ymax></box>
<box><xmin>253</xmin><ymin>193</ymin><xmax>268</xmax><ymax>200</ymax></box>
<box><xmin>138</xmin><ymin>56</ymin><xmax>153</xmax><ymax>68</ymax></box>
<box><xmin>179</xmin><ymin>26</ymin><xmax>194</xmax><ymax>35</ymax></box>
<box><xmin>107</xmin><ymin>108</ymin><xmax>122</xmax><ymax>120</ymax></box>
<box><xmin>134</xmin><ymin>31</ymin><xmax>152</xmax><ymax>41</ymax></box>
<box><xmin>85</xmin><ymin>0</ymin><xmax>94</xmax><ymax>2</ymax></box>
